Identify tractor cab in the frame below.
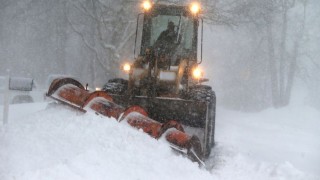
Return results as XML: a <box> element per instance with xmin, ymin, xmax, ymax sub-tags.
<box><xmin>128</xmin><ymin>2</ymin><xmax>203</xmax><ymax>97</ymax></box>
<box><xmin>139</xmin><ymin>4</ymin><xmax>199</xmax><ymax>67</ymax></box>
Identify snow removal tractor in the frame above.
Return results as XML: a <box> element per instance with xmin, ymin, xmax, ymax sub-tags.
<box><xmin>46</xmin><ymin>1</ymin><xmax>216</xmax><ymax>165</ymax></box>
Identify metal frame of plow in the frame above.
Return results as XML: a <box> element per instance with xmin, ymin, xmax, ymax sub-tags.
<box><xmin>46</xmin><ymin>78</ymin><xmax>205</xmax><ymax>165</ymax></box>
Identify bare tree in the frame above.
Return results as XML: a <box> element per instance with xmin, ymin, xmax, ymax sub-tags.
<box><xmin>218</xmin><ymin>0</ymin><xmax>308</xmax><ymax>108</ymax></box>
<box><xmin>66</xmin><ymin>0</ymin><xmax>138</xmax><ymax>86</ymax></box>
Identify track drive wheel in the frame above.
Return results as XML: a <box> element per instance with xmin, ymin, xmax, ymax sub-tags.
<box><xmin>102</xmin><ymin>78</ymin><xmax>128</xmax><ymax>95</ymax></box>
<box><xmin>188</xmin><ymin>85</ymin><xmax>216</xmax><ymax>159</ymax></box>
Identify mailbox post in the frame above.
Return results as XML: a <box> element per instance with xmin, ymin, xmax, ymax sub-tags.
<box><xmin>3</xmin><ymin>70</ymin><xmax>10</xmax><ymax>125</ymax></box>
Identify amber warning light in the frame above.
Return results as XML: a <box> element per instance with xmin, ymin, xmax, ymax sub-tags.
<box><xmin>122</xmin><ymin>63</ymin><xmax>131</xmax><ymax>73</ymax></box>
<box><xmin>192</xmin><ymin>67</ymin><xmax>203</xmax><ymax>79</ymax></box>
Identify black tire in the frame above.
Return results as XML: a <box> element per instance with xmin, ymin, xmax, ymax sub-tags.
<box><xmin>107</xmin><ymin>78</ymin><xmax>128</xmax><ymax>84</ymax></box>
<box><xmin>102</xmin><ymin>78</ymin><xmax>128</xmax><ymax>95</ymax></box>
<box><xmin>188</xmin><ymin>85</ymin><xmax>214</xmax><ymax>103</ymax></box>
<box><xmin>187</xmin><ymin>85</ymin><xmax>216</xmax><ymax>159</ymax></box>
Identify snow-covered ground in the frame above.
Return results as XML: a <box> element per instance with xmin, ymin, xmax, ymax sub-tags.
<box><xmin>0</xmin><ymin>100</ymin><xmax>319</xmax><ymax>180</ymax></box>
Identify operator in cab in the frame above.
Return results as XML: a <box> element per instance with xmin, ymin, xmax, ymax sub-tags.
<box><xmin>133</xmin><ymin>21</ymin><xmax>178</xmax><ymax>69</ymax></box>
<box><xmin>154</xmin><ymin>21</ymin><xmax>177</xmax><ymax>50</ymax></box>
<box><xmin>153</xmin><ymin>21</ymin><xmax>177</xmax><ymax>69</ymax></box>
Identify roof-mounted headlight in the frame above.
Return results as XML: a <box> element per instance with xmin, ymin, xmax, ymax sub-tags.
<box><xmin>142</xmin><ymin>1</ymin><xmax>152</xmax><ymax>11</ymax></box>
<box><xmin>190</xmin><ymin>2</ymin><xmax>201</xmax><ymax>15</ymax></box>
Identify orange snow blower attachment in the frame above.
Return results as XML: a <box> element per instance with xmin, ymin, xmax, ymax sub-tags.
<box><xmin>46</xmin><ymin>78</ymin><xmax>204</xmax><ymax>164</ymax></box>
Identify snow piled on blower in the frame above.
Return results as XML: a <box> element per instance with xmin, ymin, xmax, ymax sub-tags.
<box><xmin>0</xmin><ymin>102</ymin><xmax>319</xmax><ymax>180</ymax></box>
<box><xmin>0</xmin><ymin>103</ymin><xmax>211</xmax><ymax>180</ymax></box>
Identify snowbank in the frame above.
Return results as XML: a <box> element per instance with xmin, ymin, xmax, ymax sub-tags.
<box><xmin>0</xmin><ymin>104</ymin><xmax>211</xmax><ymax>180</ymax></box>
<box><xmin>215</xmin><ymin>106</ymin><xmax>320</xmax><ymax>172</ymax></box>
<box><xmin>0</xmin><ymin>103</ymin><xmax>319</xmax><ymax>180</ymax></box>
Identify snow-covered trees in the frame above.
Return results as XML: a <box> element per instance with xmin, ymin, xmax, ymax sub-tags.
<box><xmin>66</xmin><ymin>0</ymin><xmax>138</xmax><ymax>86</ymax></box>
<box><xmin>209</xmin><ymin>0</ymin><xmax>313</xmax><ymax>110</ymax></box>
<box><xmin>0</xmin><ymin>0</ymin><xmax>319</xmax><ymax>110</ymax></box>
<box><xmin>0</xmin><ymin>0</ymin><xmax>138</xmax><ymax>87</ymax></box>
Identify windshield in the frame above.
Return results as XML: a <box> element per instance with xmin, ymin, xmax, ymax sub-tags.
<box><xmin>150</xmin><ymin>15</ymin><xmax>194</xmax><ymax>50</ymax></box>
<box><xmin>141</xmin><ymin>14</ymin><xmax>196</xmax><ymax>65</ymax></box>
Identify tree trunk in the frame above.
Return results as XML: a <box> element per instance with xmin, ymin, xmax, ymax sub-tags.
<box><xmin>279</xmin><ymin>0</ymin><xmax>288</xmax><ymax>106</ymax></box>
<box><xmin>266</xmin><ymin>19</ymin><xmax>280</xmax><ymax>108</ymax></box>
<box><xmin>284</xmin><ymin>0</ymin><xmax>307</xmax><ymax>105</ymax></box>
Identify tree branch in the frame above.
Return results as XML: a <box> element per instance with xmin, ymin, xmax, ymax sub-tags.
<box><xmin>66</xmin><ymin>9</ymin><xmax>109</xmax><ymax>71</ymax></box>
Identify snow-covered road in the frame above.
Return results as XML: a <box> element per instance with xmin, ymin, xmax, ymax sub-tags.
<box><xmin>0</xmin><ymin>102</ymin><xmax>319</xmax><ymax>180</ymax></box>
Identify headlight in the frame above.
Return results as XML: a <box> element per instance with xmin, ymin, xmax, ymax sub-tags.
<box><xmin>95</xmin><ymin>87</ymin><xmax>101</xmax><ymax>91</ymax></box>
<box><xmin>192</xmin><ymin>67</ymin><xmax>202</xmax><ymax>79</ymax></box>
<box><xmin>190</xmin><ymin>2</ymin><xmax>201</xmax><ymax>15</ymax></box>
<box><xmin>122</xmin><ymin>63</ymin><xmax>131</xmax><ymax>73</ymax></box>
<box><xmin>142</xmin><ymin>1</ymin><xmax>152</xmax><ymax>11</ymax></box>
